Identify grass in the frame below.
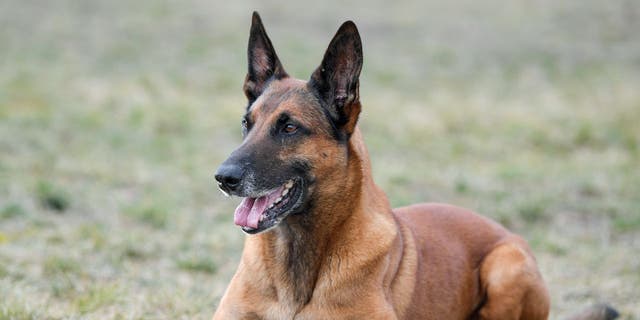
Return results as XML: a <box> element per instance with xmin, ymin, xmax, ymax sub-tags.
<box><xmin>0</xmin><ymin>0</ymin><xmax>639</xmax><ymax>318</ymax></box>
<box><xmin>176</xmin><ymin>255</ymin><xmax>218</xmax><ymax>274</ymax></box>
<box><xmin>36</xmin><ymin>181</ymin><xmax>70</xmax><ymax>213</ymax></box>
<box><xmin>73</xmin><ymin>285</ymin><xmax>120</xmax><ymax>314</ymax></box>
<box><xmin>0</xmin><ymin>305</ymin><xmax>40</xmax><ymax>320</ymax></box>
<box><xmin>42</xmin><ymin>256</ymin><xmax>82</xmax><ymax>277</ymax></box>
<box><xmin>0</xmin><ymin>203</ymin><xmax>25</xmax><ymax>220</ymax></box>
<box><xmin>123</xmin><ymin>203</ymin><xmax>170</xmax><ymax>229</ymax></box>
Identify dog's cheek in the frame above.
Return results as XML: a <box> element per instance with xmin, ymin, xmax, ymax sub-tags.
<box><xmin>308</xmin><ymin>144</ymin><xmax>348</xmax><ymax>185</ymax></box>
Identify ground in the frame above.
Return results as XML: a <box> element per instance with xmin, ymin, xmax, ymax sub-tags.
<box><xmin>0</xmin><ymin>0</ymin><xmax>639</xmax><ymax>319</ymax></box>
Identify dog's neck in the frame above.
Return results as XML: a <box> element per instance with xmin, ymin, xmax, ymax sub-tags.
<box><xmin>243</xmin><ymin>127</ymin><xmax>390</xmax><ymax>309</ymax></box>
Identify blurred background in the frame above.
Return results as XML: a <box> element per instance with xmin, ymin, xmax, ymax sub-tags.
<box><xmin>1</xmin><ymin>0</ymin><xmax>639</xmax><ymax>318</ymax></box>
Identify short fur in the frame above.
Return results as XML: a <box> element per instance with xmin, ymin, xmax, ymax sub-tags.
<box><xmin>213</xmin><ymin>12</ymin><xmax>613</xmax><ymax>320</ymax></box>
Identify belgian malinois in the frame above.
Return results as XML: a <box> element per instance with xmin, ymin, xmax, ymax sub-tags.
<box><xmin>213</xmin><ymin>12</ymin><xmax>618</xmax><ymax>320</ymax></box>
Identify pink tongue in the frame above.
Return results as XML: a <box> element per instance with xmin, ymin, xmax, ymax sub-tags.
<box><xmin>233</xmin><ymin>186</ymin><xmax>285</xmax><ymax>229</ymax></box>
<box><xmin>233</xmin><ymin>197</ymin><xmax>255</xmax><ymax>227</ymax></box>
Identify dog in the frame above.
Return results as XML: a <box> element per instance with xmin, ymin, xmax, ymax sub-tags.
<box><xmin>213</xmin><ymin>12</ymin><xmax>617</xmax><ymax>320</ymax></box>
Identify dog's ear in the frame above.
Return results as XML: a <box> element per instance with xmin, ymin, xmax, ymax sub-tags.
<box><xmin>244</xmin><ymin>12</ymin><xmax>288</xmax><ymax>105</ymax></box>
<box><xmin>309</xmin><ymin>21</ymin><xmax>363</xmax><ymax>138</ymax></box>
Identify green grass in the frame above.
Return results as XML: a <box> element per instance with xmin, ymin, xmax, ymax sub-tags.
<box><xmin>73</xmin><ymin>285</ymin><xmax>120</xmax><ymax>314</ymax></box>
<box><xmin>0</xmin><ymin>203</ymin><xmax>25</xmax><ymax>220</ymax></box>
<box><xmin>123</xmin><ymin>203</ymin><xmax>170</xmax><ymax>229</ymax></box>
<box><xmin>0</xmin><ymin>305</ymin><xmax>40</xmax><ymax>320</ymax></box>
<box><xmin>1</xmin><ymin>0</ymin><xmax>639</xmax><ymax>319</ymax></box>
<box><xmin>613</xmin><ymin>215</ymin><xmax>640</xmax><ymax>233</ymax></box>
<box><xmin>176</xmin><ymin>255</ymin><xmax>218</xmax><ymax>274</ymax></box>
<box><xmin>36</xmin><ymin>181</ymin><xmax>70</xmax><ymax>213</ymax></box>
<box><xmin>43</xmin><ymin>256</ymin><xmax>82</xmax><ymax>277</ymax></box>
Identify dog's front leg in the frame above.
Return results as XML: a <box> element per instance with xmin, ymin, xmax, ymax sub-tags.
<box><xmin>212</xmin><ymin>303</ymin><xmax>262</xmax><ymax>320</ymax></box>
<box><xmin>212</xmin><ymin>282</ymin><xmax>261</xmax><ymax>320</ymax></box>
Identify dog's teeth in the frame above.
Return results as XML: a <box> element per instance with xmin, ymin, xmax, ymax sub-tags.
<box><xmin>275</xmin><ymin>197</ymin><xmax>282</xmax><ymax>203</ymax></box>
<box><xmin>259</xmin><ymin>215</ymin><xmax>264</xmax><ymax>222</ymax></box>
<box><xmin>285</xmin><ymin>181</ymin><xmax>294</xmax><ymax>189</ymax></box>
<box><xmin>268</xmin><ymin>203</ymin><xmax>274</xmax><ymax>209</ymax></box>
<box><xmin>282</xmin><ymin>189</ymin><xmax>289</xmax><ymax>196</ymax></box>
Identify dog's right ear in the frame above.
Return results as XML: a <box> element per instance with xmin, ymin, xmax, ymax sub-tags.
<box><xmin>243</xmin><ymin>12</ymin><xmax>288</xmax><ymax>105</ymax></box>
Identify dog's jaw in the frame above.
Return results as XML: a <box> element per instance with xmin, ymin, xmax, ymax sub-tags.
<box><xmin>235</xmin><ymin>178</ymin><xmax>306</xmax><ymax>234</ymax></box>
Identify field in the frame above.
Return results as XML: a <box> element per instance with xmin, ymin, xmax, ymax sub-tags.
<box><xmin>1</xmin><ymin>0</ymin><xmax>639</xmax><ymax>319</ymax></box>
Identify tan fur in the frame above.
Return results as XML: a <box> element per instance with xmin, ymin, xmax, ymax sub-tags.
<box><xmin>211</xmin><ymin>13</ymin><xmax>623</xmax><ymax>318</ymax></box>
<box><xmin>214</xmin><ymin>95</ymin><xmax>551</xmax><ymax>319</ymax></box>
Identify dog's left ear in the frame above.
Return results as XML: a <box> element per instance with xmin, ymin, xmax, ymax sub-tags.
<box><xmin>309</xmin><ymin>21</ymin><xmax>363</xmax><ymax>138</ymax></box>
<box><xmin>244</xmin><ymin>12</ymin><xmax>288</xmax><ymax>105</ymax></box>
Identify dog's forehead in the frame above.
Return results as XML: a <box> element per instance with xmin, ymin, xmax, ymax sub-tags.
<box><xmin>249</xmin><ymin>78</ymin><xmax>323</xmax><ymax>125</ymax></box>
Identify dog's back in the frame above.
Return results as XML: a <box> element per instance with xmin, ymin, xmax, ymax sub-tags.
<box><xmin>393</xmin><ymin>203</ymin><xmax>549</xmax><ymax>319</ymax></box>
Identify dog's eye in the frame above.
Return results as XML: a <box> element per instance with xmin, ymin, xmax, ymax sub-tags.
<box><xmin>282</xmin><ymin>124</ymin><xmax>298</xmax><ymax>134</ymax></box>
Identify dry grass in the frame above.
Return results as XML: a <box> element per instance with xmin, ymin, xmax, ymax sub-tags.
<box><xmin>1</xmin><ymin>0</ymin><xmax>639</xmax><ymax>319</ymax></box>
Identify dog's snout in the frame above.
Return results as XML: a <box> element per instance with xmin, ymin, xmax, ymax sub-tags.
<box><xmin>215</xmin><ymin>164</ymin><xmax>245</xmax><ymax>193</ymax></box>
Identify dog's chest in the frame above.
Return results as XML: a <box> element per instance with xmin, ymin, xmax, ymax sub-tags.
<box><xmin>259</xmin><ymin>298</ymin><xmax>303</xmax><ymax>320</ymax></box>
<box><xmin>251</xmin><ymin>288</ymin><xmax>332</xmax><ymax>320</ymax></box>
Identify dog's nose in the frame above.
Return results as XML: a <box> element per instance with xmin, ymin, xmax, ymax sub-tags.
<box><xmin>215</xmin><ymin>164</ymin><xmax>244</xmax><ymax>193</ymax></box>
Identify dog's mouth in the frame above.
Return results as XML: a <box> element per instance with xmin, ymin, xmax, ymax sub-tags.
<box><xmin>234</xmin><ymin>178</ymin><xmax>305</xmax><ymax>234</ymax></box>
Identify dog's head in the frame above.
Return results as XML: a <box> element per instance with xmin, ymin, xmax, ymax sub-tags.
<box><xmin>215</xmin><ymin>12</ymin><xmax>363</xmax><ymax>234</ymax></box>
